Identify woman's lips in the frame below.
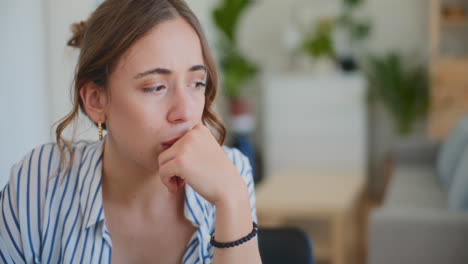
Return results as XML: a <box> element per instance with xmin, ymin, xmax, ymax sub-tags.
<box><xmin>161</xmin><ymin>137</ymin><xmax>181</xmax><ymax>150</ymax></box>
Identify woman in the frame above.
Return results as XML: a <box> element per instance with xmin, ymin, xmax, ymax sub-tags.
<box><xmin>0</xmin><ymin>0</ymin><xmax>261</xmax><ymax>263</ymax></box>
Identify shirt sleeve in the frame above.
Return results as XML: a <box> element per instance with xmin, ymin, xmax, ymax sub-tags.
<box><xmin>0</xmin><ymin>144</ymin><xmax>51</xmax><ymax>264</ymax></box>
<box><xmin>0</xmin><ymin>161</ymin><xmax>27</xmax><ymax>264</ymax></box>
<box><xmin>234</xmin><ymin>148</ymin><xmax>258</xmax><ymax>223</ymax></box>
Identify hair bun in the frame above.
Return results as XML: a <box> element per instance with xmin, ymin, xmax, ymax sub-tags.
<box><xmin>67</xmin><ymin>21</ymin><xmax>87</xmax><ymax>48</ymax></box>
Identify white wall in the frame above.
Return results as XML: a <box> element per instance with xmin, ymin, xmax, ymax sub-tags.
<box><xmin>236</xmin><ymin>0</ymin><xmax>429</xmax><ymax>71</ymax></box>
<box><xmin>46</xmin><ymin>0</ymin><xmax>99</xmax><ymax>142</ymax></box>
<box><xmin>0</xmin><ymin>1</ymin><xmax>50</xmax><ymax>187</ymax></box>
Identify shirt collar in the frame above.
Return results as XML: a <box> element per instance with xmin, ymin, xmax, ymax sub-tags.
<box><xmin>78</xmin><ymin>138</ymin><xmax>106</xmax><ymax>229</ymax></box>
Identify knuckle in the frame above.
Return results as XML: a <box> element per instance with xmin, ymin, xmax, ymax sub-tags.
<box><xmin>174</xmin><ymin>155</ymin><xmax>185</xmax><ymax>167</ymax></box>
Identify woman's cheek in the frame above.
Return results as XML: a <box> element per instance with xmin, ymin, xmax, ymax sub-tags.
<box><xmin>196</xmin><ymin>95</ymin><xmax>205</xmax><ymax>117</ymax></box>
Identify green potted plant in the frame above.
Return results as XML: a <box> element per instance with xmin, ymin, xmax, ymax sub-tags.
<box><xmin>336</xmin><ymin>0</ymin><xmax>372</xmax><ymax>71</ymax></box>
<box><xmin>365</xmin><ymin>53</ymin><xmax>429</xmax><ymax>135</ymax></box>
<box><xmin>296</xmin><ymin>0</ymin><xmax>372</xmax><ymax>72</ymax></box>
<box><xmin>294</xmin><ymin>17</ymin><xmax>338</xmax><ymax>72</ymax></box>
<box><xmin>212</xmin><ymin>0</ymin><xmax>259</xmax><ymax>115</ymax></box>
<box><xmin>300</xmin><ymin>17</ymin><xmax>336</xmax><ymax>61</ymax></box>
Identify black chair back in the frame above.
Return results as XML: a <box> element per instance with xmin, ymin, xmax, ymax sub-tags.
<box><xmin>258</xmin><ymin>227</ymin><xmax>314</xmax><ymax>264</ymax></box>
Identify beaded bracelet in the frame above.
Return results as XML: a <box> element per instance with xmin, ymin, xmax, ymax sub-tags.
<box><xmin>210</xmin><ymin>222</ymin><xmax>258</xmax><ymax>248</ymax></box>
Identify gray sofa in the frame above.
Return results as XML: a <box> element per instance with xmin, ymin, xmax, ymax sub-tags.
<box><xmin>368</xmin><ymin>119</ymin><xmax>468</xmax><ymax>264</ymax></box>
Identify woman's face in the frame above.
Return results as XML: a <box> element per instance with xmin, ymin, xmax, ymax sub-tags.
<box><xmin>105</xmin><ymin>17</ymin><xmax>206</xmax><ymax>171</ymax></box>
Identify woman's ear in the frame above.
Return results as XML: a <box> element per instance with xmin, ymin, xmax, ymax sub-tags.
<box><xmin>80</xmin><ymin>82</ymin><xmax>108</xmax><ymax>123</ymax></box>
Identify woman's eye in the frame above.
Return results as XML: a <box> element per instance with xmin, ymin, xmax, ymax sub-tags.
<box><xmin>143</xmin><ymin>85</ymin><xmax>166</xmax><ymax>93</ymax></box>
<box><xmin>192</xmin><ymin>81</ymin><xmax>206</xmax><ymax>89</ymax></box>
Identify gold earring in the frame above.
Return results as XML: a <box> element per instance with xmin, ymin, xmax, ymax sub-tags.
<box><xmin>98</xmin><ymin>121</ymin><xmax>103</xmax><ymax>141</ymax></box>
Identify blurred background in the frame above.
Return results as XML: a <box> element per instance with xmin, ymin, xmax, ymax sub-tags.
<box><xmin>2</xmin><ymin>0</ymin><xmax>468</xmax><ymax>263</ymax></box>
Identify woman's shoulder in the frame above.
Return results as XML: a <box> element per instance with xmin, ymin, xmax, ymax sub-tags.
<box><xmin>8</xmin><ymin>140</ymin><xmax>102</xmax><ymax>185</ymax></box>
<box><xmin>221</xmin><ymin>146</ymin><xmax>253</xmax><ymax>183</ymax></box>
<box><xmin>222</xmin><ymin>146</ymin><xmax>251</xmax><ymax>167</ymax></box>
<box><xmin>17</xmin><ymin>139</ymin><xmax>99</xmax><ymax>164</ymax></box>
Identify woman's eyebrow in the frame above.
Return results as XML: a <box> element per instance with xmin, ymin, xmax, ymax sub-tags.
<box><xmin>189</xmin><ymin>64</ymin><xmax>206</xmax><ymax>73</ymax></box>
<box><xmin>133</xmin><ymin>64</ymin><xmax>206</xmax><ymax>79</ymax></box>
<box><xmin>134</xmin><ymin>68</ymin><xmax>171</xmax><ymax>79</ymax></box>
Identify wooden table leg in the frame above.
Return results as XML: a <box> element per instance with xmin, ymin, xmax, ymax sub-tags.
<box><xmin>332</xmin><ymin>213</ymin><xmax>346</xmax><ymax>264</ymax></box>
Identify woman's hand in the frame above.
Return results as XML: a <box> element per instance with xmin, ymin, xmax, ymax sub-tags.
<box><xmin>159</xmin><ymin>125</ymin><xmax>261</xmax><ymax>263</ymax></box>
<box><xmin>158</xmin><ymin>124</ymin><xmax>247</xmax><ymax>205</ymax></box>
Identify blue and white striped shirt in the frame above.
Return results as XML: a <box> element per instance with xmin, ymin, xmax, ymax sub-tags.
<box><xmin>0</xmin><ymin>138</ymin><xmax>257</xmax><ymax>264</ymax></box>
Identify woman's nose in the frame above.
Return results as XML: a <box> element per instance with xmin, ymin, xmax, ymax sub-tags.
<box><xmin>167</xmin><ymin>87</ymin><xmax>193</xmax><ymax>124</ymax></box>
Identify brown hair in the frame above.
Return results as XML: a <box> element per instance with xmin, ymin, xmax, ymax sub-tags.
<box><xmin>56</xmin><ymin>0</ymin><xmax>226</xmax><ymax>174</ymax></box>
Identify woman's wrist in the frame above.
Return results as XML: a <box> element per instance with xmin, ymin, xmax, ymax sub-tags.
<box><xmin>213</xmin><ymin>169</ymin><xmax>249</xmax><ymax>205</ymax></box>
<box><xmin>213</xmin><ymin>187</ymin><xmax>253</xmax><ymax>242</ymax></box>
<box><xmin>215</xmin><ymin>192</ymin><xmax>250</xmax><ymax>216</ymax></box>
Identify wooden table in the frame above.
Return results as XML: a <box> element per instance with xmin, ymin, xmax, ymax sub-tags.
<box><xmin>255</xmin><ymin>171</ymin><xmax>365</xmax><ymax>264</ymax></box>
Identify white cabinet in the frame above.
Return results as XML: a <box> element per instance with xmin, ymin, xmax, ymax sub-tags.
<box><xmin>261</xmin><ymin>72</ymin><xmax>368</xmax><ymax>178</ymax></box>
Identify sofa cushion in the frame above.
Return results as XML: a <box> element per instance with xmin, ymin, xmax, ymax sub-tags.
<box><xmin>385</xmin><ymin>164</ymin><xmax>447</xmax><ymax>209</ymax></box>
<box><xmin>437</xmin><ymin>116</ymin><xmax>468</xmax><ymax>190</ymax></box>
<box><xmin>448</xmin><ymin>146</ymin><xmax>468</xmax><ymax>211</ymax></box>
